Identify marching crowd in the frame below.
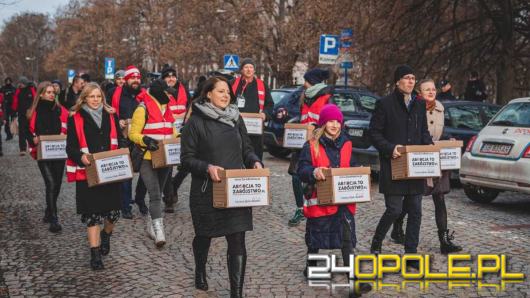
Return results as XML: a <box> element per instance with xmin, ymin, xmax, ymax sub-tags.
<box><xmin>0</xmin><ymin>61</ymin><xmax>471</xmax><ymax>297</ymax></box>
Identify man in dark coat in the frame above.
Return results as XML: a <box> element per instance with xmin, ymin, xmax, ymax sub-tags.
<box><xmin>61</xmin><ymin>75</ymin><xmax>86</xmax><ymax>110</ymax></box>
<box><xmin>368</xmin><ymin>65</ymin><xmax>433</xmax><ymax>266</ymax></box>
<box><xmin>0</xmin><ymin>77</ymin><xmax>16</xmax><ymax>140</ymax></box>
<box><xmin>464</xmin><ymin>71</ymin><xmax>487</xmax><ymax>102</ymax></box>
<box><xmin>231</xmin><ymin>58</ymin><xmax>274</xmax><ymax>160</ymax></box>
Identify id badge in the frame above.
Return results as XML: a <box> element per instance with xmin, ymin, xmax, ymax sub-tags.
<box><xmin>237</xmin><ymin>95</ymin><xmax>246</xmax><ymax>108</ymax></box>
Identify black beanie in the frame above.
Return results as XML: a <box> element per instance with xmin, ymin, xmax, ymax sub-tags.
<box><xmin>149</xmin><ymin>79</ymin><xmax>170</xmax><ymax>104</ymax></box>
<box><xmin>239</xmin><ymin>58</ymin><xmax>255</xmax><ymax>71</ymax></box>
<box><xmin>304</xmin><ymin>68</ymin><xmax>330</xmax><ymax>85</ymax></box>
<box><xmin>394</xmin><ymin>65</ymin><xmax>414</xmax><ymax>83</ymax></box>
<box><xmin>161</xmin><ymin>66</ymin><xmax>176</xmax><ymax>79</ymax></box>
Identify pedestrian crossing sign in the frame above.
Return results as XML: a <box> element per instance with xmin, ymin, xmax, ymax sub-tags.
<box><xmin>224</xmin><ymin>54</ymin><xmax>239</xmax><ymax>71</ymax></box>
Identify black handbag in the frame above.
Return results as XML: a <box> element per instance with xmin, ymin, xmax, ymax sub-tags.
<box><xmin>130</xmin><ymin>143</ymin><xmax>146</xmax><ymax>173</ymax></box>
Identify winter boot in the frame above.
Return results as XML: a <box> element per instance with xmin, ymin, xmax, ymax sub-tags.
<box><xmin>438</xmin><ymin>229</ymin><xmax>463</xmax><ymax>254</ymax></box>
<box><xmin>288</xmin><ymin>208</ymin><xmax>305</xmax><ymax>227</ymax></box>
<box><xmin>152</xmin><ymin>218</ymin><xmax>166</xmax><ymax>247</ymax></box>
<box><xmin>227</xmin><ymin>254</ymin><xmax>246</xmax><ymax>298</ymax></box>
<box><xmin>370</xmin><ymin>238</ymin><xmax>382</xmax><ymax>255</ymax></box>
<box><xmin>193</xmin><ymin>245</ymin><xmax>209</xmax><ymax>291</ymax></box>
<box><xmin>90</xmin><ymin>247</ymin><xmax>104</xmax><ymax>270</ymax></box>
<box><xmin>100</xmin><ymin>230</ymin><xmax>112</xmax><ymax>256</ymax></box>
<box><xmin>146</xmin><ymin>215</ymin><xmax>155</xmax><ymax>240</ymax></box>
<box><xmin>48</xmin><ymin>217</ymin><xmax>62</xmax><ymax>233</ymax></box>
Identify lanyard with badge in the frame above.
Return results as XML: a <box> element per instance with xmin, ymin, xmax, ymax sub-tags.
<box><xmin>237</xmin><ymin>80</ymin><xmax>249</xmax><ymax>108</ymax></box>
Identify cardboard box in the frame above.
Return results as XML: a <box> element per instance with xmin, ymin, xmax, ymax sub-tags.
<box><xmin>122</xmin><ymin>119</ymin><xmax>132</xmax><ymax>138</ymax></box>
<box><xmin>317</xmin><ymin>167</ymin><xmax>371</xmax><ymax>205</ymax></box>
<box><xmin>213</xmin><ymin>168</ymin><xmax>270</xmax><ymax>208</ymax></box>
<box><xmin>86</xmin><ymin>148</ymin><xmax>133</xmax><ymax>187</ymax></box>
<box><xmin>37</xmin><ymin>135</ymin><xmax>67</xmax><ymax>160</ymax></box>
<box><xmin>434</xmin><ymin>140</ymin><xmax>464</xmax><ymax>170</ymax></box>
<box><xmin>173</xmin><ymin>114</ymin><xmax>185</xmax><ymax>131</ymax></box>
<box><xmin>151</xmin><ymin>138</ymin><xmax>181</xmax><ymax>168</ymax></box>
<box><xmin>240</xmin><ymin>113</ymin><xmax>263</xmax><ymax>135</ymax></box>
<box><xmin>283</xmin><ymin>123</ymin><xmax>315</xmax><ymax>149</ymax></box>
<box><xmin>391</xmin><ymin>145</ymin><xmax>441</xmax><ymax>180</ymax></box>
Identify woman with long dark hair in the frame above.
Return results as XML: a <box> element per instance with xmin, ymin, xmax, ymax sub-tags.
<box><xmin>27</xmin><ymin>81</ymin><xmax>69</xmax><ymax>233</ymax></box>
<box><xmin>181</xmin><ymin>76</ymin><xmax>262</xmax><ymax>297</ymax></box>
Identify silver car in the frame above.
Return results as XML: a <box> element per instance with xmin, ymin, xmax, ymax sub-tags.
<box><xmin>460</xmin><ymin>97</ymin><xmax>530</xmax><ymax>203</ymax></box>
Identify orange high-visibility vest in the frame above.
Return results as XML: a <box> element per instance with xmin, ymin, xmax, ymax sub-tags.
<box><xmin>303</xmin><ymin>139</ymin><xmax>356</xmax><ymax>218</ymax></box>
<box><xmin>300</xmin><ymin>94</ymin><xmax>331</xmax><ymax>125</ymax></box>
<box><xmin>140</xmin><ymin>94</ymin><xmax>175</xmax><ymax>140</ymax></box>
<box><xmin>66</xmin><ymin>112</ymin><xmax>118</xmax><ymax>182</ymax></box>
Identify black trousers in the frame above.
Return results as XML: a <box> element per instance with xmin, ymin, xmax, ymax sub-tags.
<box><xmin>37</xmin><ymin>160</ymin><xmax>65</xmax><ymax>218</ymax></box>
<box><xmin>18</xmin><ymin>115</ymin><xmax>31</xmax><ymax>151</ymax></box>
<box><xmin>0</xmin><ymin>123</ymin><xmax>3</xmax><ymax>153</ymax></box>
<box><xmin>249</xmin><ymin>135</ymin><xmax>263</xmax><ymax>161</ymax></box>
<box><xmin>162</xmin><ymin>168</ymin><xmax>189</xmax><ymax>205</ymax></box>
<box><xmin>193</xmin><ymin>231</ymin><xmax>246</xmax><ymax>257</ymax></box>
<box><xmin>373</xmin><ymin>194</ymin><xmax>422</xmax><ymax>253</ymax></box>
<box><xmin>397</xmin><ymin>193</ymin><xmax>447</xmax><ymax>231</ymax></box>
<box><xmin>4</xmin><ymin>113</ymin><xmax>13</xmax><ymax>139</ymax></box>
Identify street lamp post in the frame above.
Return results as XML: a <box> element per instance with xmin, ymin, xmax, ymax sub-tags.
<box><xmin>25</xmin><ymin>56</ymin><xmax>37</xmax><ymax>82</ymax></box>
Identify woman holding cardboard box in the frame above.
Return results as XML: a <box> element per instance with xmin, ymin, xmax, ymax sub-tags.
<box><xmin>27</xmin><ymin>81</ymin><xmax>69</xmax><ymax>233</ymax></box>
<box><xmin>128</xmin><ymin>79</ymin><xmax>178</xmax><ymax>248</ymax></box>
<box><xmin>297</xmin><ymin>104</ymin><xmax>372</xmax><ymax>296</ymax></box>
<box><xmin>181</xmin><ymin>76</ymin><xmax>262</xmax><ymax>297</ymax></box>
<box><xmin>390</xmin><ymin>79</ymin><xmax>462</xmax><ymax>254</ymax></box>
<box><xmin>66</xmin><ymin>82</ymin><xmax>125</xmax><ymax>270</ymax></box>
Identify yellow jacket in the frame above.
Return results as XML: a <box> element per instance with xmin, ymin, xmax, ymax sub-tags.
<box><xmin>128</xmin><ymin>95</ymin><xmax>179</xmax><ymax>160</ymax></box>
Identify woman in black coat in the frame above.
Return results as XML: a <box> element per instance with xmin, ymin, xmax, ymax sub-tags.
<box><xmin>181</xmin><ymin>76</ymin><xmax>262</xmax><ymax>298</ymax></box>
<box><xmin>66</xmin><ymin>82</ymin><xmax>125</xmax><ymax>271</ymax></box>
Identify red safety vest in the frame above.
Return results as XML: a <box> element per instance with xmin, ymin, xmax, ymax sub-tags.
<box><xmin>140</xmin><ymin>93</ymin><xmax>175</xmax><ymax>140</ymax></box>
<box><xmin>168</xmin><ymin>83</ymin><xmax>188</xmax><ymax>116</ymax></box>
<box><xmin>300</xmin><ymin>94</ymin><xmax>332</xmax><ymax>125</ymax></box>
<box><xmin>28</xmin><ymin>105</ymin><xmax>69</xmax><ymax>160</ymax></box>
<box><xmin>303</xmin><ymin>139</ymin><xmax>356</xmax><ymax>218</ymax></box>
<box><xmin>231</xmin><ymin>77</ymin><xmax>266</xmax><ymax>112</ymax></box>
<box><xmin>111</xmin><ymin>86</ymin><xmax>146</xmax><ymax>118</ymax></box>
<box><xmin>66</xmin><ymin>112</ymin><xmax>118</xmax><ymax>182</ymax></box>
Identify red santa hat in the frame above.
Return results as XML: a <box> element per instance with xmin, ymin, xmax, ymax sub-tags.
<box><xmin>124</xmin><ymin>65</ymin><xmax>141</xmax><ymax>80</ymax></box>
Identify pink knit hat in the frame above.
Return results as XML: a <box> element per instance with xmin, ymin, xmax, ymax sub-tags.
<box><xmin>317</xmin><ymin>104</ymin><xmax>343</xmax><ymax>127</ymax></box>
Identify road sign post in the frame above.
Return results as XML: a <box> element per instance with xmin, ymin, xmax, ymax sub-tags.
<box><xmin>224</xmin><ymin>54</ymin><xmax>240</xmax><ymax>71</ymax></box>
<box><xmin>319</xmin><ymin>35</ymin><xmax>339</xmax><ymax>65</ymax></box>
<box><xmin>104</xmin><ymin>58</ymin><xmax>116</xmax><ymax>80</ymax></box>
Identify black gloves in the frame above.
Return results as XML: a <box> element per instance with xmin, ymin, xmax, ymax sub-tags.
<box><xmin>142</xmin><ymin>136</ymin><xmax>159</xmax><ymax>151</ymax></box>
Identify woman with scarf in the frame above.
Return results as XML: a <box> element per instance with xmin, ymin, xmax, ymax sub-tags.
<box><xmin>66</xmin><ymin>82</ymin><xmax>125</xmax><ymax>270</ymax></box>
<box><xmin>288</xmin><ymin>68</ymin><xmax>333</xmax><ymax>227</ymax></box>
<box><xmin>180</xmin><ymin>76</ymin><xmax>262</xmax><ymax>298</ymax></box>
<box><xmin>390</xmin><ymin>79</ymin><xmax>462</xmax><ymax>254</ymax></box>
<box><xmin>27</xmin><ymin>81</ymin><xmax>68</xmax><ymax>233</ymax></box>
<box><xmin>129</xmin><ymin>79</ymin><xmax>178</xmax><ymax>247</ymax></box>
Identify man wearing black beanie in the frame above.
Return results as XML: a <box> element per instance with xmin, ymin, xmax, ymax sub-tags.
<box><xmin>231</xmin><ymin>58</ymin><xmax>274</xmax><ymax>160</ymax></box>
<box><xmin>368</xmin><ymin>65</ymin><xmax>433</xmax><ymax>269</ymax></box>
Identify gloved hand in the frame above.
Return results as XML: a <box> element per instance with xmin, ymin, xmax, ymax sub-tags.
<box><xmin>142</xmin><ymin>136</ymin><xmax>159</xmax><ymax>151</ymax></box>
<box><xmin>166</xmin><ymin>87</ymin><xmax>178</xmax><ymax>98</ymax></box>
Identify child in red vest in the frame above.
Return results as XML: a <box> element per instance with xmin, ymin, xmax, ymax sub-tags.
<box><xmin>297</xmin><ymin>104</ymin><xmax>372</xmax><ymax>296</ymax></box>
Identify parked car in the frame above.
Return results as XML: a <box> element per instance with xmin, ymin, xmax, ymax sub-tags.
<box><xmin>460</xmin><ymin>97</ymin><xmax>530</xmax><ymax>203</ymax></box>
<box><xmin>348</xmin><ymin>100</ymin><xmax>501</xmax><ymax>175</ymax></box>
<box><xmin>263</xmin><ymin>86</ymin><xmax>380</xmax><ymax>159</ymax></box>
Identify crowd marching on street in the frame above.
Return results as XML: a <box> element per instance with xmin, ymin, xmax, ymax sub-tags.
<box><xmin>1</xmin><ymin>59</ymin><xmax>495</xmax><ymax>298</ymax></box>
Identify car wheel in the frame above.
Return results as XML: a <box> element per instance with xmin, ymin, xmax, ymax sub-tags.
<box><xmin>463</xmin><ymin>185</ymin><xmax>499</xmax><ymax>203</ymax></box>
<box><xmin>266</xmin><ymin>145</ymin><xmax>291</xmax><ymax>159</ymax></box>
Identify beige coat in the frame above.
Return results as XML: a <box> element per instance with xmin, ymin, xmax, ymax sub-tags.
<box><xmin>426</xmin><ymin>100</ymin><xmax>444</xmax><ymax>141</ymax></box>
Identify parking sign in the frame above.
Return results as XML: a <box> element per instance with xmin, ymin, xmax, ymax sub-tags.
<box><xmin>104</xmin><ymin>58</ymin><xmax>115</xmax><ymax>80</ymax></box>
<box><xmin>67</xmin><ymin>69</ymin><xmax>75</xmax><ymax>84</ymax></box>
<box><xmin>319</xmin><ymin>35</ymin><xmax>339</xmax><ymax>64</ymax></box>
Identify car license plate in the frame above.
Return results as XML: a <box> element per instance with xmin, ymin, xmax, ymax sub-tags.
<box><xmin>348</xmin><ymin>129</ymin><xmax>363</xmax><ymax>137</ymax></box>
<box><xmin>480</xmin><ymin>142</ymin><xmax>512</xmax><ymax>155</ymax></box>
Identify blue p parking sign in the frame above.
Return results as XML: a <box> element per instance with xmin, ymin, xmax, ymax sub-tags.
<box><xmin>104</xmin><ymin>58</ymin><xmax>116</xmax><ymax>80</ymax></box>
<box><xmin>319</xmin><ymin>35</ymin><xmax>339</xmax><ymax>64</ymax></box>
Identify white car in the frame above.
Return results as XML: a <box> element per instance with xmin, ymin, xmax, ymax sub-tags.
<box><xmin>460</xmin><ymin>97</ymin><xmax>530</xmax><ymax>203</ymax></box>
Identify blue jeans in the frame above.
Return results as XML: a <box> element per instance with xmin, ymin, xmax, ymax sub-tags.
<box><xmin>121</xmin><ymin>180</ymin><xmax>133</xmax><ymax>212</ymax></box>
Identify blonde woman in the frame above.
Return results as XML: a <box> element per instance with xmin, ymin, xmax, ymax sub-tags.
<box><xmin>27</xmin><ymin>81</ymin><xmax>69</xmax><ymax>232</ymax></box>
<box><xmin>66</xmin><ymin>82</ymin><xmax>125</xmax><ymax>270</ymax></box>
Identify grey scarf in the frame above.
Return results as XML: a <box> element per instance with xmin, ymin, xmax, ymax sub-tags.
<box><xmin>82</xmin><ymin>104</ymin><xmax>104</xmax><ymax>128</ymax></box>
<box><xmin>194</xmin><ymin>101</ymin><xmax>240</xmax><ymax>127</ymax></box>
<box><xmin>305</xmin><ymin>82</ymin><xmax>327</xmax><ymax>99</ymax></box>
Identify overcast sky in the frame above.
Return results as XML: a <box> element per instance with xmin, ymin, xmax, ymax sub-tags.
<box><xmin>0</xmin><ymin>0</ymin><xmax>69</xmax><ymax>26</ymax></box>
